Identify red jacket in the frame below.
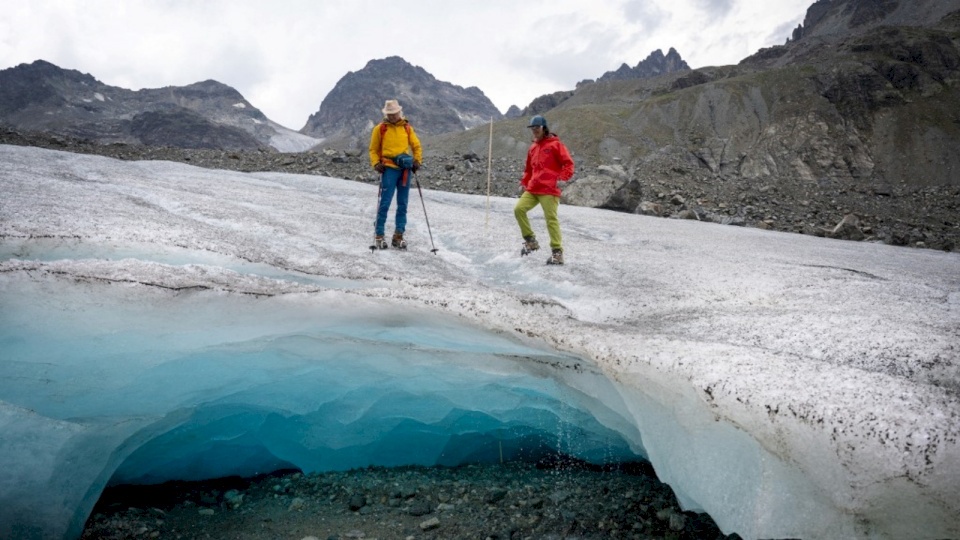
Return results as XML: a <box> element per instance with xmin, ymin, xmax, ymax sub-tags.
<box><xmin>520</xmin><ymin>134</ymin><xmax>575</xmax><ymax>197</ymax></box>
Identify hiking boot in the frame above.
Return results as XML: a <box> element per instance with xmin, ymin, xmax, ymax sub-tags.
<box><xmin>546</xmin><ymin>249</ymin><xmax>564</xmax><ymax>265</ymax></box>
<box><xmin>521</xmin><ymin>235</ymin><xmax>539</xmax><ymax>255</ymax></box>
<box><xmin>373</xmin><ymin>234</ymin><xmax>388</xmax><ymax>250</ymax></box>
<box><xmin>392</xmin><ymin>232</ymin><xmax>407</xmax><ymax>249</ymax></box>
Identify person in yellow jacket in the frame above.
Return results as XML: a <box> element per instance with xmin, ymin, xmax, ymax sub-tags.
<box><xmin>368</xmin><ymin>99</ymin><xmax>423</xmax><ymax>249</ymax></box>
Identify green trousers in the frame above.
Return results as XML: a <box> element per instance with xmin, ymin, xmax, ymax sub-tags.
<box><xmin>514</xmin><ymin>192</ymin><xmax>562</xmax><ymax>251</ymax></box>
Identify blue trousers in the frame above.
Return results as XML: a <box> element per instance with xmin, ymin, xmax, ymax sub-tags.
<box><xmin>375</xmin><ymin>167</ymin><xmax>410</xmax><ymax>236</ymax></box>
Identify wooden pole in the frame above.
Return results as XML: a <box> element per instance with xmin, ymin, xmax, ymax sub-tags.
<box><xmin>486</xmin><ymin>117</ymin><xmax>493</xmax><ymax>231</ymax></box>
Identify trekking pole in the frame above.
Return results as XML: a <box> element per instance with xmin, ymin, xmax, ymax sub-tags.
<box><xmin>414</xmin><ymin>173</ymin><xmax>439</xmax><ymax>254</ymax></box>
<box><xmin>369</xmin><ymin>172</ymin><xmax>383</xmax><ymax>253</ymax></box>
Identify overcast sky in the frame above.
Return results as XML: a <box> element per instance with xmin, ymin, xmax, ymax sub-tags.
<box><xmin>1</xmin><ymin>0</ymin><xmax>812</xmax><ymax>130</ymax></box>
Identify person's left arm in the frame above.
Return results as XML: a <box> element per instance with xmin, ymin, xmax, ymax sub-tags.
<box><xmin>409</xmin><ymin>126</ymin><xmax>423</xmax><ymax>171</ymax></box>
<box><xmin>556</xmin><ymin>141</ymin><xmax>575</xmax><ymax>181</ymax></box>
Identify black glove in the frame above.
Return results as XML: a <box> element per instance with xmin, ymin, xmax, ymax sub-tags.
<box><xmin>374</xmin><ymin>163</ymin><xmax>385</xmax><ymax>174</ymax></box>
<box><xmin>518</xmin><ymin>184</ymin><xmax>526</xmax><ymax>196</ymax></box>
<box><xmin>412</xmin><ymin>161</ymin><xmax>421</xmax><ymax>173</ymax></box>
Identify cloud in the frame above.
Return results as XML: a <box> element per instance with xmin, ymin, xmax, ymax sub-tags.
<box><xmin>622</xmin><ymin>0</ymin><xmax>668</xmax><ymax>27</ymax></box>
<box><xmin>1</xmin><ymin>0</ymin><xmax>815</xmax><ymax>130</ymax></box>
<box><xmin>692</xmin><ymin>0</ymin><xmax>737</xmax><ymax>19</ymax></box>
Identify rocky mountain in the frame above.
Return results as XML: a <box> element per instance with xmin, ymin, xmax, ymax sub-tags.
<box><xmin>522</xmin><ymin>90</ymin><xmax>576</xmax><ymax>117</ymax></box>
<box><xmin>791</xmin><ymin>0</ymin><xmax>958</xmax><ymax>42</ymax></box>
<box><xmin>756</xmin><ymin>0</ymin><xmax>960</xmax><ymax>67</ymax></box>
<box><xmin>299</xmin><ymin>56</ymin><xmax>503</xmax><ymax>150</ymax></box>
<box><xmin>587</xmin><ymin>47</ymin><xmax>691</xmax><ymax>84</ymax></box>
<box><xmin>517</xmin><ymin>48</ymin><xmax>691</xmax><ymax>117</ymax></box>
<box><xmin>424</xmin><ymin>0</ymin><xmax>960</xmax><ymax>252</ymax></box>
<box><xmin>0</xmin><ymin>60</ymin><xmax>318</xmax><ymax>151</ymax></box>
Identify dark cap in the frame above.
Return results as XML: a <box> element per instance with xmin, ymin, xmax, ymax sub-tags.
<box><xmin>527</xmin><ymin>115</ymin><xmax>547</xmax><ymax>128</ymax></box>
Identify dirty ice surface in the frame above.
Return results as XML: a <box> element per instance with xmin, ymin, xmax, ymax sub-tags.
<box><xmin>1</xmin><ymin>145</ymin><xmax>958</xmax><ymax>540</ymax></box>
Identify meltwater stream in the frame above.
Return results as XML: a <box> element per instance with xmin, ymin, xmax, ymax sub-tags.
<box><xmin>0</xmin><ymin>261</ymin><xmax>647</xmax><ymax>539</ymax></box>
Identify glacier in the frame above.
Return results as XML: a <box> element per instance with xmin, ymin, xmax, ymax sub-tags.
<box><xmin>0</xmin><ymin>144</ymin><xmax>958</xmax><ymax>540</ymax></box>
<box><xmin>266</xmin><ymin>120</ymin><xmax>323</xmax><ymax>152</ymax></box>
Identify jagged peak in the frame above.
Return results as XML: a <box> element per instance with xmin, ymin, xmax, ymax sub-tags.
<box><xmin>23</xmin><ymin>59</ymin><xmax>61</xmax><ymax>70</ymax></box>
<box><xmin>179</xmin><ymin>79</ymin><xmax>245</xmax><ymax>98</ymax></box>
<box><xmin>5</xmin><ymin>59</ymin><xmax>99</xmax><ymax>84</ymax></box>
<box><xmin>368</xmin><ymin>55</ymin><xmax>409</xmax><ymax>65</ymax></box>
<box><xmin>643</xmin><ymin>49</ymin><xmax>667</xmax><ymax>60</ymax></box>
<box><xmin>184</xmin><ymin>79</ymin><xmax>233</xmax><ymax>89</ymax></box>
<box><xmin>583</xmin><ymin>48</ymin><xmax>690</xmax><ymax>85</ymax></box>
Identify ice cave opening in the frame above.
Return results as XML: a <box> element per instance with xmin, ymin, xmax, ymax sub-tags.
<box><xmin>1</xmin><ymin>275</ymin><xmax>656</xmax><ymax>539</ymax></box>
<box><xmin>103</xmin><ymin>312</ymin><xmax>651</xmax><ymax>486</ymax></box>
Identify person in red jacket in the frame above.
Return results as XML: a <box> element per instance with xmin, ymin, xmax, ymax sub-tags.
<box><xmin>514</xmin><ymin>115</ymin><xmax>575</xmax><ymax>265</ymax></box>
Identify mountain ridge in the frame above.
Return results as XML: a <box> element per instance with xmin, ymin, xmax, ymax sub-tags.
<box><xmin>299</xmin><ymin>56</ymin><xmax>504</xmax><ymax>150</ymax></box>
<box><xmin>0</xmin><ymin>59</ymin><xmax>319</xmax><ymax>152</ymax></box>
<box><xmin>587</xmin><ymin>47</ymin><xmax>691</xmax><ymax>85</ymax></box>
<box><xmin>0</xmin><ymin>46</ymin><xmax>694</xmax><ymax>153</ymax></box>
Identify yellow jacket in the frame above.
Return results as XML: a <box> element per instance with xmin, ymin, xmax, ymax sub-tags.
<box><xmin>368</xmin><ymin>118</ymin><xmax>423</xmax><ymax>169</ymax></box>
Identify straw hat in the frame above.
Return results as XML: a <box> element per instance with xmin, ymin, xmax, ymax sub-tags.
<box><xmin>382</xmin><ymin>99</ymin><xmax>402</xmax><ymax>115</ymax></box>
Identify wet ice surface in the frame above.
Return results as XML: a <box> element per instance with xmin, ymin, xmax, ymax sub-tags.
<box><xmin>1</xmin><ymin>144</ymin><xmax>959</xmax><ymax>540</ymax></box>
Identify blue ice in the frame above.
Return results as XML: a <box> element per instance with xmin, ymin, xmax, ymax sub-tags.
<box><xmin>0</xmin><ymin>274</ymin><xmax>645</xmax><ymax>539</ymax></box>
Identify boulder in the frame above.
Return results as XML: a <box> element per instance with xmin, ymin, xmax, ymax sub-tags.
<box><xmin>635</xmin><ymin>201</ymin><xmax>664</xmax><ymax>216</ymax></box>
<box><xmin>829</xmin><ymin>213</ymin><xmax>865</xmax><ymax>241</ymax></box>
<box><xmin>563</xmin><ymin>164</ymin><xmax>636</xmax><ymax>209</ymax></box>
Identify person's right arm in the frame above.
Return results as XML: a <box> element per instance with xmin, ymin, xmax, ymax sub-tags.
<box><xmin>369</xmin><ymin>125</ymin><xmax>383</xmax><ymax>171</ymax></box>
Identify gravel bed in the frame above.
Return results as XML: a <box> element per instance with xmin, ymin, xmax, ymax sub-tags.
<box><xmin>82</xmin><ymin>460</ymin><xmax>735</xmax><ymax>540</ymax></box>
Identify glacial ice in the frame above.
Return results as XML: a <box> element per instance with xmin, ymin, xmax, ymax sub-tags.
<box><xmin>267</xmin><ymin>120</ymin><xmax>323</xmax><ymax>152</ymax></box>
<box><xmin>2</xmin><ymin>275</ymin><xmax>642</xmax><ymax>539</ymax></box>
<box><xmin>1</xmin><ymin>144</ymin><xmax>958</xmax><ymax>539</ymax></box>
